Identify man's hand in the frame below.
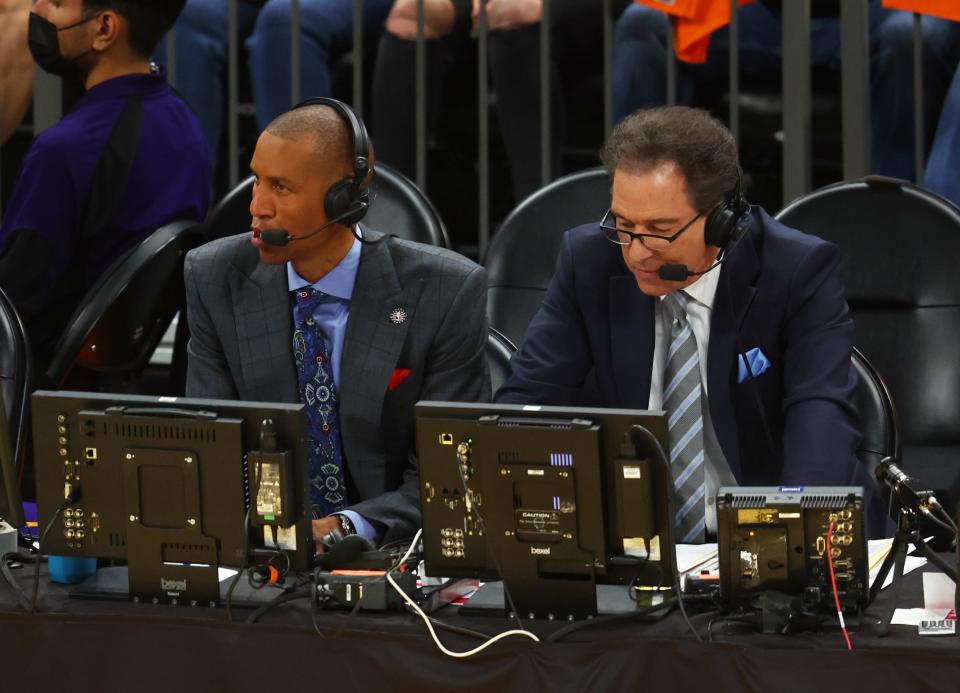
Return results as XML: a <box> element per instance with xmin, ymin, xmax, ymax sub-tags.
<box><xmin>387</xmin><ymin>0</ymin><xmax>456</xmax><ymax>39</ymax></box>
<box><xmin>472</xmin><ymin>0</ymin><xmax>542</xmax><ymax>32</ymax></box>
<box><xmin>312</xmin><ymin>516</ymin><xmax>342</xmax><ymax>554</ymax></box>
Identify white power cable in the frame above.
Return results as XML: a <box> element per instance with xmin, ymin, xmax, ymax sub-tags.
<box><xmin>386</xmin><ymin>528</ymin><xmax>540</xmax><ymax>658</ymax></box>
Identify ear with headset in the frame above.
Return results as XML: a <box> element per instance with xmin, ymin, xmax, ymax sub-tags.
<box><xmin>703</xmin><ymin>166</ymin><xmax>750</xmax><ymax>248</ymax></box>
<box><xmin>260</xmin><ymin>96</ymin><xmax>378</xmax><ymax>246</ymax></box>
<box><xmin>657</xmin><ymin>166</ymin><xmax>751</xmax><ymax>282</ymax></box>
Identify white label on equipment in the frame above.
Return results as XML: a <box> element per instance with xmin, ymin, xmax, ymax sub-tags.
<box><xmin>779</xmin><ymin>512</ymin><xmax>801</xmax><ymax>519</ymax></box>
<box><xmin>919</xmin><ymin>619</ymin><xmax>956</xmax><ymax>636</ymax></box>
<box><xmin>275</xmin><ymin>525</ymin><xmax>297</xmax><ymax>551</ymax></box>
<box><xmin>158</xmin><ymin>397</ymin><xmax>178</xmax><ymax>402</ymax></box>
<box><xmin>527</xmin><ymin>469</ymin><xmax>544</xmax><ymax>476</ymax></box>
<box><xmin>623</xmin><ymin>466</ymin><xmax>641</xmax><ymax>479</ymax></box>
<box><xmin>522</xmin><ymin>405</ymin><xmax>542</xmax><ymax>411</ymax></box>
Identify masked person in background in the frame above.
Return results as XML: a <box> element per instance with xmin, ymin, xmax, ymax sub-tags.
<box><xmin>0</xmin><ymin>0</ymin><xmax>211</xmax><ymax>374</ymax></box>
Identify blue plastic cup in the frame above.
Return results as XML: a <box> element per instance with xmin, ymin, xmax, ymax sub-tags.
<box><xmin>48</xmin><ymin>555</ymin><xmax>97</xmax><ymax>584</ymax></box>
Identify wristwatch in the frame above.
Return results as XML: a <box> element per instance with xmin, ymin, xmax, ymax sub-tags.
<box><xmin>337</xmin><ymin>514</ymin><xmax>355</xmax><ymax>536</ymax></box>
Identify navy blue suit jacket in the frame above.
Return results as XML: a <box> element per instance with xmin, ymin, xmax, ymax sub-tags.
<box><xmin>497</xmin><ymin>208</ymin><xmax>886</xmax><ymax>534</ymax></box>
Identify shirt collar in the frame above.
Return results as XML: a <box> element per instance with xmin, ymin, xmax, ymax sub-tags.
<box><xmin>662</xmin><ymin>258</ymin><xmax>721</xmax><ymax>311</ymax></box>
<box><xmin>286</xmin><ymin>232</ymin><xmax>362</xmax><ymax>300</ymax></box>
<box><xmin>74</xmin><ymin>70</ymin><xmax>168</xmax><ymax>110</ymax></box>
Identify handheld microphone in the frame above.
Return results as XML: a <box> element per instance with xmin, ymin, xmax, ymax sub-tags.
<box><xmin>875</xmin><ymin>457</ymin><xmax>943</xmax><ymax>515</ymax></box>
<box><xmin>259</xmin><ymin>202</ymin><xmax>370</xmax><ymax>246</ymax></box>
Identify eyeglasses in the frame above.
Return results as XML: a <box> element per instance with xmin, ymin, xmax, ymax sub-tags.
<box><xmin>600</xmin><ymin>208</ymin><xmax>704</xmax><ymax>250</ymax></box>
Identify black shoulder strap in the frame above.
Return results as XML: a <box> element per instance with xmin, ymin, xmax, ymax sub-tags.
<box><xmin>79</xmin><ymin>96</ymin><xmax>144</xmax><ymax>243</ymax></box>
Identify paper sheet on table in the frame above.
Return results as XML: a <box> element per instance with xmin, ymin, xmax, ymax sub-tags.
<box><xmin>889</xmin><ymin>608</ymin><xmax>953</xmax><ymax>626</ymax></box>
<box><xmin>676</xmin><ymin>543</ymin><xmax>719</xmax><ymax>576</ymax></box>
<box><xmin>867</xmin><ymin>537</ymin><xmax>928</xmax><ymax>590</ymax></box>
<box><xmin>218</xmin><ymin>567</ymin><xmax>239</xmax><ymax>582</ymax></box>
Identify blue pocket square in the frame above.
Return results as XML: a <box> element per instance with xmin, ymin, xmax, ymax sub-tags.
<box><xmin>738</xmin><ymin>347</ymin><xmax>771</xmax><ymax>383</ymax></box>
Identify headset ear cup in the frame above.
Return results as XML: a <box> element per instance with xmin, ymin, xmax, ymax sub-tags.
<box><xmin>325</xmin><ymin>179</ymin><xmax>353</xmax><ymax>221</ymax></box>
<box><xmin>704</xmin><ymin>203</ymin><xmax>733</xmax><ymax>248</ymax></box>
<box><xmin>325</xmin><ymin>178</ymin><xmax>369</xmax><ymax>226</ymax></box>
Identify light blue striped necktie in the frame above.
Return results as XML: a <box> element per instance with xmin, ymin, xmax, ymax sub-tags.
<box><xmin>662</xmin><ymin>291</ymin><xmax>706</xmax><ymax>544</ymax></box>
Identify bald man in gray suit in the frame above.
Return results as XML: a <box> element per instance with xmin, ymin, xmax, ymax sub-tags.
<box><xmin>184</xmin><ymin>101</ymin><xmax>489</xmax><ymax>548</ymax></box>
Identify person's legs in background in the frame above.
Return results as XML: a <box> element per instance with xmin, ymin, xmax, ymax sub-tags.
<box><xmin>925</xmin><ymin>64</ymin><xmax>960</xmax><ymax>206</ymax></box>
<box><xmin>247</xmin><ymin>0</ymin><xmax>393</xmax><ymax>132</ymax></box>
<box><xmin>612</xmin><ymin>2</ymin><xmax>784</xmax><ymax>123</ymax></box>
<box><xmin>370</xmin><ymin>0</ymin><xmax>469</xmax><ymax>179</ymax></box>
<box><xmin>155</xmin><ymin>0</ymin><xmax>260</xmax><ymax>167</ymax></box>
<box><xmin>487</xmin><ymin>22</ymin><xmax>564</xmax><ymax>201</ymax></box>
<box><xmin>612</xmin><ymin>3</ymin><xmax>674</xmax><ymax>121</ymax></box>
<box><xmin>868</xmin><ymin>4</ymin><xmax>960</xmax><ymax>180</ymax></box>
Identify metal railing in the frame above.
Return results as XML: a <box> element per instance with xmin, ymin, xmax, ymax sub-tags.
<box><xmin>1</xmin><ymin>0</ymin><xmax>938</xmax><ymax>229</ymax></box>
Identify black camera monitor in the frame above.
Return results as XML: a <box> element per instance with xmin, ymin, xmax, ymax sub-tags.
<box><xmin>717</xmin><ymin>486</ymin><xmax>869</xmax><ymax>614</ymax></box>
<box><xmin>32</xmin><ymin>391</ymin><xmax>311</xmax><ymax>605</ymax></box>
<box><xmin>415</xmin><ymin>401</ymin><xmax>674</xmax><ymax>620</ymax></box>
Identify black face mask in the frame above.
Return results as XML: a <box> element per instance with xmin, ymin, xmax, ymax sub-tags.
<box><xmin>28</xmin><ymin>12</ymin><xmax>99</xmax><ymax>78</ymax></box>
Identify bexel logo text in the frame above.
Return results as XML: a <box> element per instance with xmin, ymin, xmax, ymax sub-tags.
<box><xmin>161</xmin><ymin>577</ymin><xmax>187</xmax><ymax>592</ymax></box>
<box><xmin>530</xmin><ymin>547</ymin><xmax>551</xmax><ymax>556</ymax></box>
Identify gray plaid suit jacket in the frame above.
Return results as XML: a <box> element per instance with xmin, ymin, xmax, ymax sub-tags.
<box><xmin>183</xmin><ymin>228</ymin><xmax>490</xmax><ymax>541</ymax></box>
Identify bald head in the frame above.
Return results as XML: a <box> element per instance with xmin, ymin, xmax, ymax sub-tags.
<box><xmin>264</xmin><ymin>104</ymin><xmax>373</xmax><ymax>178</ymax></box>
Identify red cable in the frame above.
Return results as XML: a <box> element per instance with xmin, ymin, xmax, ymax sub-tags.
<box><xmin>826</xmin><ymin>521</ymin><xmax>853</xmax><ymax>651</ymax></box>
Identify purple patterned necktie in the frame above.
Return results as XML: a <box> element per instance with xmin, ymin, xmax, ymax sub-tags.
<box><xmin>292</xmin><ymin>287</ymin><xmax>347</xmax><ymax>519</ymax></box>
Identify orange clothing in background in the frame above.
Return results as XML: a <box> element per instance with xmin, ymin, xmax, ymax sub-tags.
<box><xmin>882</xmin><ymin>0</ymin><xmax>960</xmax><ymax>22</ymax></box>
<box><xmin>634</xmin><ymin>0</ymin><xmax>755</xmax><ymax>63</ymax></box>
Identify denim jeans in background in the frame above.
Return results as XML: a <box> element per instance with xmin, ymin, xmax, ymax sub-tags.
<box><xmin>925</xmin><ymin>65</ymin><xmax>960</xmax><ymax>207</ymax></box>
<box><xmin>612</xmin><ymin>1</ymin><xmax>960</xmax><ymax>182</ymax></box>
<box><xmin>156</xmin><ymin>0</ymin><xmax>392</xmax><ymax>169</ymax></box>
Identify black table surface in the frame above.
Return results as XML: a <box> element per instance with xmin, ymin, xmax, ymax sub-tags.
<box><xmin>1</xmin><ymin>559</ymin><xmax>959</xmax><ymax>693</ymax></box>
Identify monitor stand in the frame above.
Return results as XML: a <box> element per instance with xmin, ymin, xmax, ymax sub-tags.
<box><xmin>458</xmin><ymin>581</ymin><xmax>669</xmax><ymax>620</ymax></box>
<box><xmin>69</xmin><ymin>566</ymin><xmax>287</xmax><ymax>608</ymax></box>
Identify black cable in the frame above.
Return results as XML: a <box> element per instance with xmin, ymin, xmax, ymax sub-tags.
<box><xmin>311</xmin><ymin>569</ymin><xmax>326</xmax><ymax>637</ymax></box>
<box><xmin>545</xmin><ymin>599</ymin><xmax>677</xmax><ymax>643</ymax></box>
<box><xmin>247</xmin><ymin>549</ymin><xmax>292</xmax><ymax>590</ymax></box>
<box><xmin>454</xmin><ymin>452</ymin><xmax>528</xmax><ymax>630</ymax></box>
<box><xmin>934</xmin><ymin>505</ymin><xmax>959</xmax><ymax>534</ymax></box>
<box><xmin>626</xmin><ymin>425</ymin><xmax>703</xmax><ymax>642</ymax></box>
<box><xmin>378</xmin><ymin>536</ymin><xmax>416</xmax><ymax>553</ymax></box>
<box><xmin>32</xmin><ymin>495</ymin><xmax>74</xmax><ymax>613</ymax></box>
<box><xmin>424</xmin><ymin>614</ymin><xmax>495</xmax><ymax>641</ymax></box>
<box><xmin>725</xmin><ymin>263</ymin><xmax>778</xmax><ymax>459</ymax></box>
<box><xmin>244</xmin><ymin>589</ymin><xmax>312</xmax><ymax>624</ymax></box>
<box><xmin>225</xmin><ymin>505</ymin><xmax>253</xmax><ymax>623</ymax></box>
<box><xmin>924</xmin><ymin>510</ymin><xmax>957</xmax><ymax>536</ymax></box>
<box><xmin>706</xmin><ymin>614</ymin><xmax>753</xmax><ymax>642</ymax></box>
<box><xmin>627</xmin><ymin>561</ymin><xmax>664</xmax><ymax>603</ymax></box>
<box><xmin>1</xmin><ymin>551</ymin><xmax>38</xmax><ymax>611</ymax></box>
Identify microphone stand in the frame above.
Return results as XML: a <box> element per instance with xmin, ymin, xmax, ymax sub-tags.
<box><xmin>869</xmin><ymin>504</ymin><xmax>957</xmax><ymax>636</ymax></box>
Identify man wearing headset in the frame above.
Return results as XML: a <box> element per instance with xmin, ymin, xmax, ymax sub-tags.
<box><xmin>183</xmin><ymin>100</ymin><xmax>490</xmax><ymax>551</ymax></box>
<box><xmin>496</xmin><ymin>106</ymin><xmax>887</xmax><ymax>539</ymax></box>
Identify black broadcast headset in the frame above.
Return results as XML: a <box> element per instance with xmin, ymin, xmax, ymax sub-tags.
<box><xmin>659</xmin><ymin>166</ymin><xmax>751</xmax><ymax>282</ymax></box>
<box><xmin>259</xmin><ymin>96</ymin><xmax>374</xmax><ymax>246</ymax></box>
<box><xmin>704</xmin><ymin>165</ymin><xmax>750</xmax><ymax>248</ymax></box>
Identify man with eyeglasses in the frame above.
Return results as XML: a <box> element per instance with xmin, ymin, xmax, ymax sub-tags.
<box><xmin>496</xmin><ymin>106</ymin><xmax>888</xmax><ymax>540</ymax></box>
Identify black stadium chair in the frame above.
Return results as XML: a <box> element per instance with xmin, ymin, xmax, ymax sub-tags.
<box><xmin>776</xmin><ymin>176</ymin><xmax>960</xmax><ymax>517</ymax></box>
<box><xmin>486</xmin><ymin>327</ymin><xmax>517</xmax><ymax>395</ymax></box>
<box><xmin>851</xmin><ymin>346</ymin><xmax>900</xmax><ymax>484</ymax></box>
<box><xmin>42</xmin><ymin>220</ymin><xmax>204</xmax><ymax>390</ymax></box>
<box><xmin>485</xmin><ymin>167</ymin><xmax>610</xmax><ymax>348</ymax></box>
<box><xmin>203</xmin><ymin>161</ymin><xmax>449</xmax><ymax>247</ymax></box>
<box><xmin>0</xmin><ymin>287</ymin><xmax>31</xmax><ymax>523</ymax></box>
